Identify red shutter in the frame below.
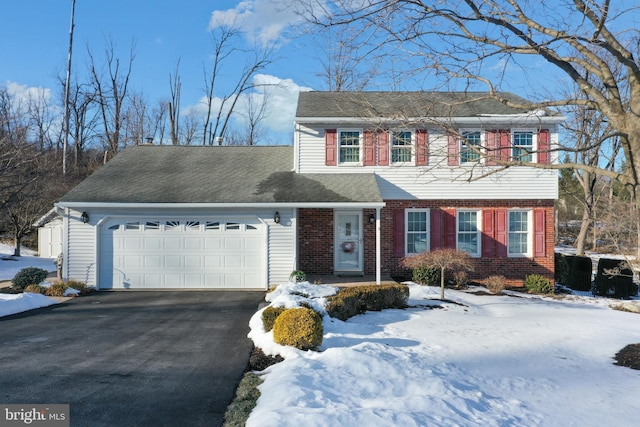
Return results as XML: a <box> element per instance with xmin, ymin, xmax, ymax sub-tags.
<box><xmin>486</xmin><ymin>130</ymin><xmax>497</xmax><ymax>165</ymax></box>
<box><xmin>534</xmin><ymin>209</ymin><xmax>546</xmax><ymax>257</ymax></box>
<box><xmin>377</xmin><ymin>131</ymin><xmax>389</xmax><ymax>166</ymax></box>
<box><xmin>444</xmin><ymin>209</ymin><xmax>457</xmax><ymax>248</ymax></box>
<box><xmin>482</xmin><ymin>209</ymin><xmax>495</xmax><ymax>257</ymax></box>
<box><xmin>430</xmin><ymin>209</ymin><xmax>444</xmax><ymax>250</ymax></box>
<box><xmin>447</xmin><ymin>133</ymin><xmax>459</xmax><ymax>166</ymax></box>
<box><xmin>363</xmin><ymin>130</ymin><xmax>375</xmax><ymax>166</ymax></box>
<box><xmin>416</xmin><ymin>129</ymin><xmax>428</xmax><ymax>166</ymax></box>
<box><xmin>499</xmin><ymin>130</ymin><xmax>511</xmax><ymax>162</ymax></box>
<box><xmin>495</xmin><ymin>209</ymin><xmax>508</xmax><ymax>257</ymax></box>
<box><xmin>393</xmin><ymin>209</ymin><xmax>405</xmax><ymax>257</ymax></box>
<box><xmin>325</xmin><ymin>129</ymin><xmax>337</xmax><ymax>166</ymax></box>
<box><xmin>538</xmin><ymin>129</ymin><xmax>550</xmax><ymax>164</ymax></box>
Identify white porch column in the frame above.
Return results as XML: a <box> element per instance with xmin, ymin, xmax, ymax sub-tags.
<box><xmin>376</xmin><ymin>207</ymin><xmax>381</xmax><ymax>285</ymax></box>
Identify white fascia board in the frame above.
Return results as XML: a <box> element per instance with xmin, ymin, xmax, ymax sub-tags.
<box><xmin>55</xmin><ymin>202</ymin><xmax>386</xmax><ymax>210</ymax></box>
<box><xmin>295</xmin><ymin>115</ymin><xmax>566</xmax><ymax>125</ymax></box>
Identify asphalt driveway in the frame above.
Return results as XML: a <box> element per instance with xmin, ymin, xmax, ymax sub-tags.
<box><xmin>0</xmin><ymin>290</ymin><xmax>265</xmax><ymax>426</ymax></box>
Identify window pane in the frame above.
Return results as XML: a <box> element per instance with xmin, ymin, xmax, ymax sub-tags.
<box><xmin>508</xmin><ymin>211</ymin><xmax>529</xmax><ymax>254</ymax></box>
<box><xmin>407</xmin><ymin>211</ymin><xmax>427</xmax><ymax>232</ymax></box>
<box><xmin>339</xmin><ymin>131</ymin><xmax>361</xmax><ymax>163</ymax></box>
<box><xmin>513</xmin><ymin>132</ymin><xmax>533</xmax><ymax>161</ymax></box>
<box><xmin>407</xmin><ymin>233</ymin><xmax>427</xmax><ymax>254</ymax></box>
<box><xmin>458</xmin><ymin>211</ymin><xmax>477</xmax><ymax>232</ymax></box>
<box><xmin>458</xmin><ymin>233</ymin><xmax>478</xmax><ymax>254</ymax></box>
<box><xmin>460</xmin><ymin>131</ymin><xmax>481</xmax><ymax>163</ymax></box>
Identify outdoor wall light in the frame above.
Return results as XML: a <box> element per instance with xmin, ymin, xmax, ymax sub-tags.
<box><xmin>81</xmin><ymin>211</ymin><xmax>90</xmax><ymax>223</ymax></box>
<box><xmin>369</xmin><ymin>213</ymin><xmax>375</xmax><ymax>224</ymax></box>
<box><xmin>274</xmin><ymin>212</ymin><xmax>281</xmax><ymax>224</ymax></box>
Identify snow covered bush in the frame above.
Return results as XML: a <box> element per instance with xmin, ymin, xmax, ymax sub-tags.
<box><xmin>272</xmin><ymin>307</ymin><xmax>323</xmax><ymax>351</ymax></box>
<box><xmin>261</xmin><ymin>306</ymin><xmax>287</xmax><ymax>332</ymax></box>
<box><xmin>525</xmin><ymin>274</ymin><xmax>554</xmax><ymax>295</ymax></box>
<box><xmin>11</xmin><ymin>267</ymin><xmax>48</xmax><ymax>291</ymax></box>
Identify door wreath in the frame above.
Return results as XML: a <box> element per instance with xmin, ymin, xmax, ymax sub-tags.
<box><xmin>340</xmin><ymin>241</ymin><xmax>356</xmax><ymax>253</ymax></box>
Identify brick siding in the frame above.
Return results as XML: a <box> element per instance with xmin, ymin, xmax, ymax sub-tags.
<box><xmin>298</xmin><ymin>200</ymin><xmax>555</xmax><ymax>286</ymax></box>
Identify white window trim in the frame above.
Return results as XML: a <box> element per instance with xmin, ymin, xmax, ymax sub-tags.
<box><xmin>507</xmin><ymin>209</ymin><xmax>533</xmax><ymax>258</ymax></box>
<box><xmin>390</xmin><ymin>129</ymin><xmax>414</xmax><ymax>165</ymax></box>
<box><xmin>405</xmin><ymin>208</ymin><xmax>430</xmax><ymax>255</ymax></box>
<box><xmin>456</xmin><ymin>209</ymin><xmax>481</xmax><ymax>257</ymax></box>
<box><xmin>337</xmin><ymin>128</ymin><xmax>363</xmax><ymax>166</ymax></box>
<box><xmin>458</xmin><ymin>129</ymin><xmax>484</xmax><ymax>165</ymax></box>
<box><xmin>511</xmin><ymin>129</ymin><xmax>538</xmax><ymax>163</ymax></box>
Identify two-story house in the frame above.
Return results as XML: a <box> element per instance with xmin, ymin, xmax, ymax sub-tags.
<box><xmin>55</xmin><ymin>91</ymin><xmax>562</xmax><ymax>290</ymax></box>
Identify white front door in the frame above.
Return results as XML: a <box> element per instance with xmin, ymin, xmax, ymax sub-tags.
<box><xmin>334</xmin><ymin>211</ymin><xmax>363</xmax><ymax>273</ymax></box>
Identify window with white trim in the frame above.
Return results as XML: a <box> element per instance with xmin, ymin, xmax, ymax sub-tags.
<box><xmin>460</xmin><ymin>130</ymin><xmax>482</xmax><ymax>163</ymax></box>
<box><xmin>338</xmin><ymin>129</ymin><xmax>361</xmax><ymax>164</ymax></box>
<box><xmin>512</xmin><ymin>130</ymin><xmax>534</xmax><ymax>162</ymax></box>
<box><xmin>391</xmin><ymin>130</ymin><xmax>413</xmax><ymax>163</ymax></box>
<box><xmin>406</xmin><ymin>209</ymin><xmax>429</xmax><ymax>254</ymax></box>
<box><xmin>508</xmin><ymin>210</ymin><xmax>531</xmax><ymax>256</ymax></box>
<box><xmin>457</xmin><ymin>210</ymin><xmax>480</xmax><ymax>256</ymax></box>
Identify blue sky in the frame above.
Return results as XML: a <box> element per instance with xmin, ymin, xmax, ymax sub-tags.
<box><xmin>0</xmin><ymin>0</ymin><xmax>326</xmax><ymax>143</ymax></box>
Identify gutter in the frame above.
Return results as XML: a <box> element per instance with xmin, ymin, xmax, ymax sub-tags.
<box><xmin>55</xmin><ymin>202</ymin><xmax>387</xmax><ymax>209</ymax></box>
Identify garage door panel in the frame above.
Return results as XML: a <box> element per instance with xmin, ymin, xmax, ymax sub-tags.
<box><xmin>145</xmin><ymin>238</ymin><xmax>162</xmax><ymax>250</ymax></box>
<box><xmin>143</xmin><ymin>255</ymin><xmax>160</xmax><ymax>267</ymax></box>
<box><xmin>204</xmin><ymin>238</ymin><xmax>222</xmax><ymax>250</ymax></box>
<box><xmin>101</xmin><ymin>218</ymin><xmax>266</xmax><ymax>289</ymax></box>
<box><xmin>164</xmin><ymin>256</ymin><xmax>182</xmax><ymax>268</ymax></box>
<box><xmin>185</xmin><ymin>238</ymin><xmax>201</xmax><ymax>250</ymax></box>
<box><xmin>185</xmin><ymin>256</ymin><xmax>201</xmax><ymax>268</ymax></box>
<box><xmin>164</xmin><ymin>237</ymin><xmax>181</xmax><ymax>250</ymax></box>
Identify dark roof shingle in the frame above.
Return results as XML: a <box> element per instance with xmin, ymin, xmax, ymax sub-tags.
<box><xmin>295</xmin><ymin>91</ymin><xmax>546</xmax><ymax>119</ymax></box>
<box><xmin>59</xmin><ymin>145</ymin><xmax>382</xmax><ymax>204</ymax></box>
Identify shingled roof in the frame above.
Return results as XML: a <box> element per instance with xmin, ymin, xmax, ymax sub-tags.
<box><xmin>295</xmin><ymin>91</ymin><xmax>550</xmax><ymax>119</ymax></box>
<box><xmin>59</xmin><ymin>145</ymin><xmax>382</xmax><ymax>205</ymax></box>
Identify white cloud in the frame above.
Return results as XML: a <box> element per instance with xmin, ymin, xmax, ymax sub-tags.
<box><xmin>5</xmin><ymin>81</ymin><xmax>52</xmax><ymax>110</ymax></box>
<box><xmin>209</xmin><ymin>0</ymin><xmax>308</xmax><ymax>46</ymax></box>
<box><xmin>182</xmin><ymin>74</ymin><xmax>313</xmax><ymax>142</ymax></box>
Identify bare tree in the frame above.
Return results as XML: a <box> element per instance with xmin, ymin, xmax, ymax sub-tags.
<box><xmin>201</xmin><ymin>22</ymin><xmax>274</xmax><ymax>145</ymax></box>
<box><xmin>88</xmin><ymin>40</ymin><xmax>135</xmax><ymax>159</ymax></box>
<box><xmin>168</xmin><ymin>59</ymin><xmax>181</xmax><ymax>145</ymax></box>
<box><xmin>300</xmin><ymin>0</ymin><xmax>640</xmax><ymax>254</ymax></box>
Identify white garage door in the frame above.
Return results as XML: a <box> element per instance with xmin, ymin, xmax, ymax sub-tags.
<box><xmin>99</xmin><ymin>218</ymin><xmax>266</xmax><ymax>289</ymax></box>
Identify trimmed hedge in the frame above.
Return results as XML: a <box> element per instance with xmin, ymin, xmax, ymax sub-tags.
<box><xmin>273</xmin><ymin>307</ymin><xmax>323</xmax><ymax>351</ymax></box>
<box><xmin>261</xmin><ymin>306</ymin><xmax>288</xmax><ymax>332</ymax></box>
<box><xmin>326</xmin><ymin>284</ymin><xmax>409</xmax><ymax>321</ymax></box>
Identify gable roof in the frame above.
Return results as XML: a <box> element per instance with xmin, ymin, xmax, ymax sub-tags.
<box><xmin>295</xmin><ymin>91</ymin><xmax>555</xmax><ymax>119</ymax></box>
<box><xmin>58</xmin><ymin>145</ymin><xmax>382</xmax><ymax>205</ymax></box>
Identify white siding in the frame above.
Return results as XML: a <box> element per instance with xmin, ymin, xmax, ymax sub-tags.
<box><xmin>296</xmin><ymin>123</ymin><xmax>558</xmax><ymax>200</ymax></box>
<box><xmin>66</xmin><ymin>209</ymin><xmax>97</xmax><ymax>286</ymax></box>
<box><xmin>267</xmin><ymin>208</ymin><xmax>296</xmax><ymax>285</ymax></box>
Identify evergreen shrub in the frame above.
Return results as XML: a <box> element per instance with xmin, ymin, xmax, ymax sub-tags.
<box><xmin>11</xmin><ymin>267</ymin><xmax>49</xmax><ymax>291</ymax></box>
<box><xmin>272</xmin><ymin>307</ymin><xmax>323</xmax><ymax>351</ymax></box>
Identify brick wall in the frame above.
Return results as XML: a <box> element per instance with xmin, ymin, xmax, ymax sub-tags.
<box><xmin>298</xmin><ymin>200</ymin><xmax>555</xmax><ymax>286</ymax></box>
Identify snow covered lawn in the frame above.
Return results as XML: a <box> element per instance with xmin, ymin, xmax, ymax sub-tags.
<box><xmin>0</xmin><ymin>242</ymin><xmax>58</xmax><ymax>317</ymax></box>
<box><xmin>247</xmin><ymin>283</ymin><xmax>640</xmax><ymax>427</ymax></box>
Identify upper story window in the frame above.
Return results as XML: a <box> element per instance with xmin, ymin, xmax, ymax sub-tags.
<box><xmin>406</xmin><ymin>209</ymin><xmax>429</xmax><ymax>255</ymax></box>
<box><xmin>391</xmin><ymin>130</ymin><xmax>413</xmax><ymax>164</ymax></box>
<box><xmin>457</xmin><ymin>210</ymin><xmax>480</xmax><ymax>256</ymax></box>
<box><xmin>460</xmin><ymin>130</ymin><xmax>482</xmax><ymax>163</ymax></box>
<box><xmin>512</xmin><ymin>130</ymin><xmax>534</xmax><ymax>162</ymax></box>
<box><xmin>338</xmin><ymin>129</ymin><xmax>361</xmax><ymax>164</ymax></box>
<box><xmin>508</xmin><ymin>210</ymin><xmax>531</xmax><ymax>256</ymax></box>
